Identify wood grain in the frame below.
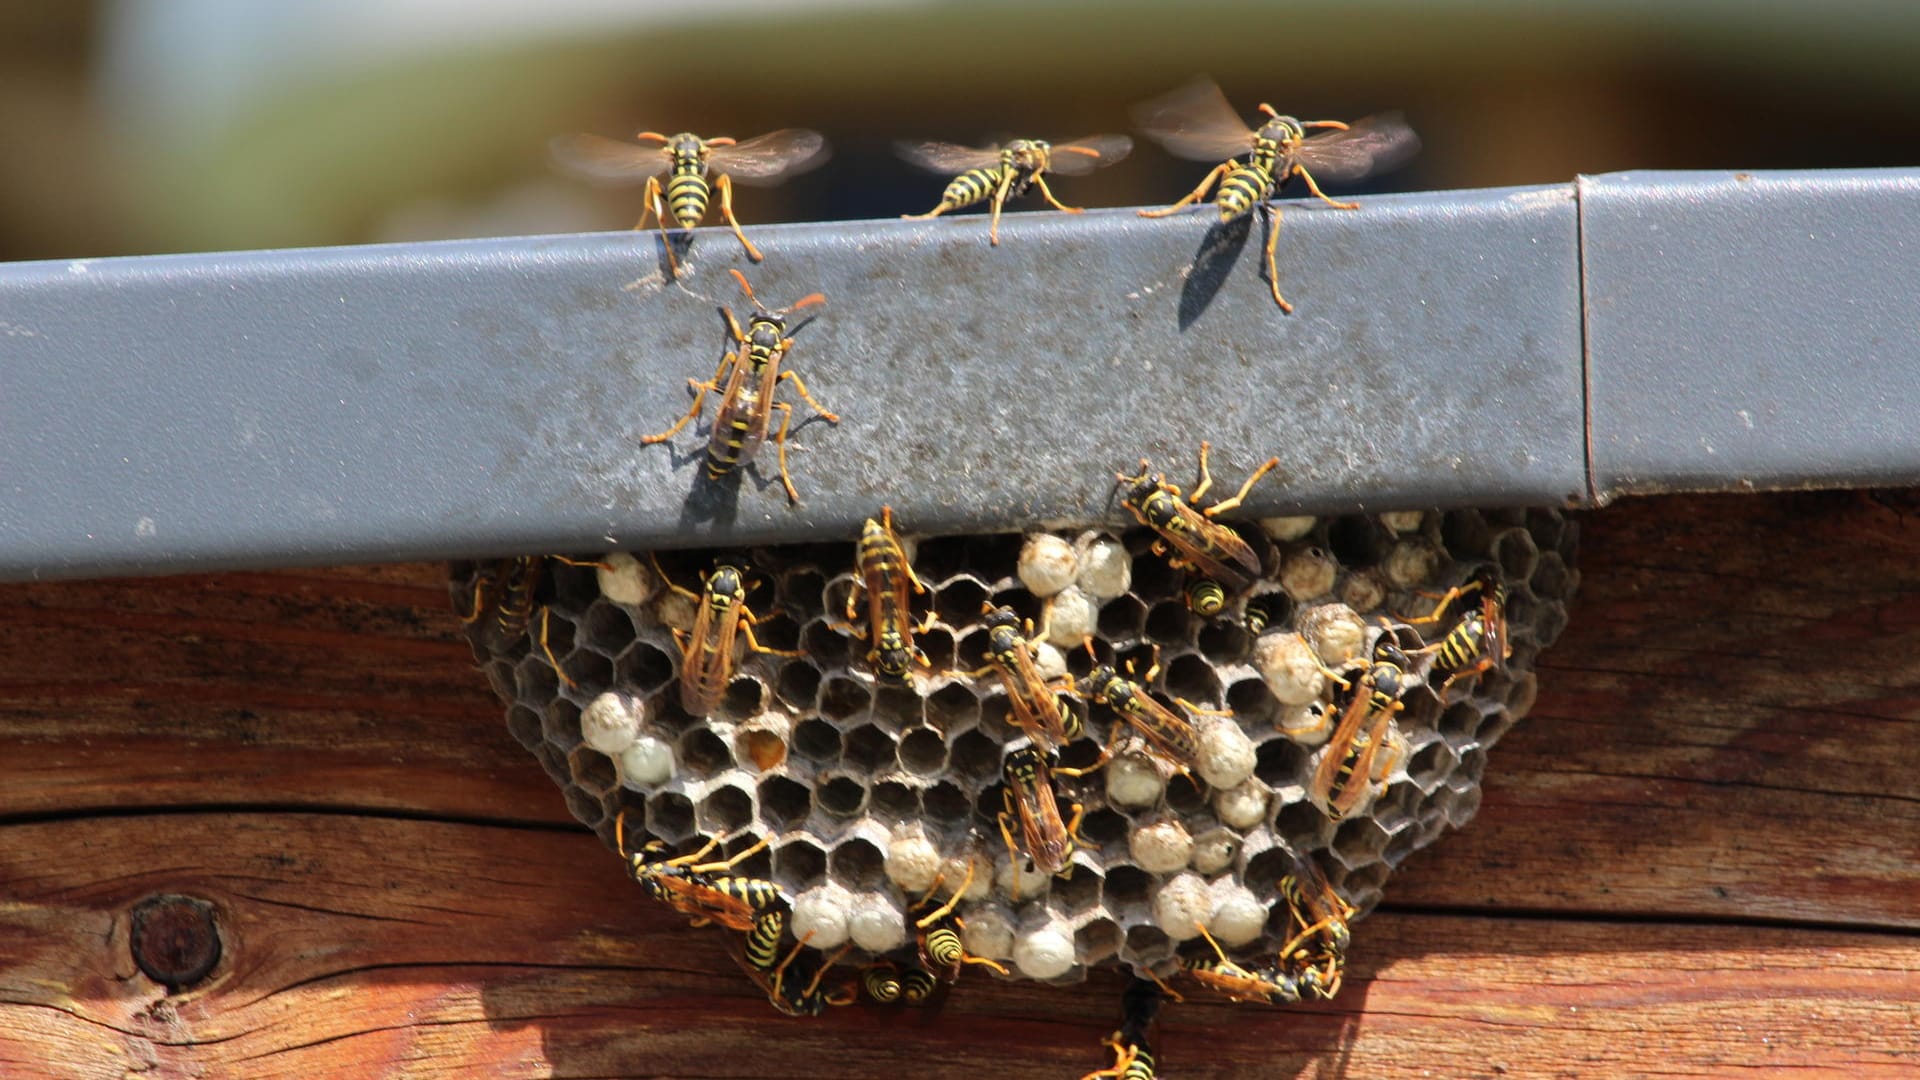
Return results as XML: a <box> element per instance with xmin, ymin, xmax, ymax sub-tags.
<box><xmin>1</xmin><ymin>491</ymin><xmax>1916</xmax><ymax>1078</ymax></box>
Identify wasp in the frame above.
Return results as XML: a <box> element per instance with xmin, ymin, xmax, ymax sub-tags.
<box><xmin>650</xmin><ymin>553</ymin><xmax>800</xmax><ymax>717</ymax></box>
<box><xmin>1082</xmin><ymin>977</ymin><xmax>1165</xmax><ymax>1080</ymax></box>
<box><xmin>615</xmin><ymin>811</ymin><xmax>786</xmax><ymax>931</ymax></box>
<box><xmin>549</xmin><ymin>128</ymin><xmax>828</xmax><ymax>277</ymax></box>
<box><xmin>642</xmin><ymin>269</ymin><xmax>838</xmax><ymax>505</ymax></box>
<box><xmin>898</xmin><ymin>135</ymin><xmax>1132</xmax><ymax>246</ymax></box>
<box><xmin>912</xmin><ymin>861</ymin><xmax>1009</xmax><ymax>985</ymax></box>
<box><xmin>459</xmin><ymin>555</ymin><xmax>608</xmax><ymax>688</ymax></box>
<box><xmin>844</xmin><ymin>506</ymin><xmax>934</xmax><ymax>685</ymax></box>
<box><xmin>998</xmin><ymin>745</ymin><xmax>1100</xmax><ymax>880</ymax></box>
<box><xmin>1183</xmin><ymin>921</ymin><xmax>1302</xmax><ymax>1005</ymax></box>
<box><xmin>1243</xmin><ymin>595</ymin><xmax>1278</xmax><ymax>636</ymax></box>
<box><xmin>736</xmin><ymin>933</ymin><xmax>856</xmax><ymax>1017</ymax></box>
<box><xmin>1405</xmin><ymin>564</ymin><xmax>1511</xmax><ymax>695</ymax></box>
<box><xmin>969</xmin><ymin>603</ymin><xmax>1081</xmax><ymax>750</ymax></box>
<box><xmin>1310</xmin><ymin>646</ymin><xmax>1412</xmax><ymax>821</ymax></box>
<box><xmin>863</xmin><ymin>961</ymin><xmax>941</xmax><ymax>1005</ymax></box>
<box><xmin>1117</xmin><ymin>442</ymin><xmax>1279</xmax><ymax>592</ymax></box>
<box><xmin>1276</xmin><ymin>858</ymin><xmax>1356</xmax><ymax>1000</ymax></box>
<box><xmin>1184</xmin><ymin>578</ymin><xmax>1228</xmax><ymax>619</ymax></box>
<box><xmin>1078</xmin><ymin>645</ymin><xmax>1224</xmax><ymax>778</ymax></box>
<box><xmin>1134</xmin><ymin>77</ymin><xmax>1419</xmax><ymax>313</ymax></box>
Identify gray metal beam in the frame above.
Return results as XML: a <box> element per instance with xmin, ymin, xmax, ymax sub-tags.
<box><xmin>0</xmin><ymin>184</ymin><xmax>1584</xmax><ymax>581</ymax></box>
<box><xmin>1582</xmin><ymin>168</ymin><xmax>1920</xmax><ymax>500</ymax></box>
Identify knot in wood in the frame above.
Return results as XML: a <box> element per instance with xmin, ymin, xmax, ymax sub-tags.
<box><xmin>130</xmin><ymin>894</ymin><xmax>221</xmax><ymax>990</ymax></box>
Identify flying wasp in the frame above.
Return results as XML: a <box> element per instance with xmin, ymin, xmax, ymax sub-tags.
<box><xmin>1081</xmin><ymin>977</ymin><xmax>1165</xmax><ymax>1080</ymax></box>
<box><xmin>1117</xmin><ymin>441</ymin><xmax>1279</xmax><ymax>592</ymax></box>
<box><xmin>1182</xmin><ymin>920</ymin><xmax>1302</xmax><ymax>1005</ymax></box>
<box><xmin>969</xmin><ymin>603</ymin><xmax>1081</xmax><ymax>750</ymax></box>
<box><xmin>898</xmin><ymin>135</ymin><xmax>1132</xmax><ymax>245</ymax></box>
<box><xmin>643</xmin><ymin>269</ymin><xmax>838</xmax><ymax>505</ymax></box>
<box><xmin>1133</xmin><ymin>77</ymin><xmax>1419</xmax><ymax>313</ymax></box>
<box><xmin>615</xmin><ymin>811</ymin><xmax>786</xmax><ymax>931</ymax></box>
<box><xmin>1078</xmin><ymin>645</ymin><xmax>1225</xmax><ymax>779</ymax></box>
<box><xmin>1405</xmin><ymin>564</ymin><xmax>1511</xmax><ymax>696</ymax></box>
<box><xmin>997</xmin><ymin>744</ymin><xmax>1099</xmax><ymax>880</ymax></box>
<box><xmin>844</xmin><ymin>506</ymin><xmax>935</xmax><ymax>686</ymax></box>
<box><xmin>912</xmin><ymin>861</ymin><xmax>1009</xmax><ymax>986</ymax></box>
<box><xmin>650</xmin><ymin>554</ymin><xmax>800</xmax><ymax>718</ymax></box>
<box><xmin>549</xmin><ymin>127</ymin><xmax>828</xmax><ymax>277</ymax></box>
<box><xmin>1310</xmin><ymin>645</ymin><xmax>1412</xmax><ymax>821</ymax></box>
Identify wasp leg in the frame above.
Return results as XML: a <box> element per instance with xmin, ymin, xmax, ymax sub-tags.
<box><xmin>902</xmin><ymin>198</ymin><xmax>955</xmax><ymax>221</ymax></box>
<box><xmin>914</xmin><ymin>862</ymin><xmax>974</xmax><ymax>928</ymax></box>
<box><xmin>768</xmin><ymin>401</ymin><xmax>801</xmax><ymax>505</ymax></box>
<box><xmin>987</xmin><ymin>166</ymin><xmax>1019</xmax><ymax>247</ymax></box>
<box><xmin>713</xmin><ymin>172</ymin><xmax>764</xmax><ymax>263</ymax></box>
<box><xmin>685</xmin><ymin>833</ymin><xmax>773</xmax><ymax>874</ymax></box>
<box><xmin>1204</xmin><ymin>455</ymin><xmax>1281</xmax><ymax>516</ymax></box>
<box><xmin>775</xmin><ymin>367</ymin><xmax>839</xmax><ymax>424</ymax></box>
<box><xmin>1261</xmin><ymin>203</ymin><xmax>1294</xmax><ymax>314</ymax></box>
<box><xmin>1174</xmin><ymin>696</ymin><xmax>1232</xmax><ymax>718</ymax></box>
<box><xmin>1139</xmin><ymin>162</ymin><xmax>1231</xmax><ymax>218</ymax></box>
<box><xmin>663</xmin><ymin>834</ymin><xmax>725</xmax><ymax>869</ymax></box>
<box><xmin>740</xmin><ymin>612</ymin><xmax>804</xmax><ymax>658</ymax></box>
<box><xmin>1402</xmin><ymin>582</ymin><xmax>1476</xmax><ymax>625</ymax></box>
<box><xmin>1143</xmin><ymin>966</ymin><xmax>1186</xmax><ymax>1004</ymax></box>
<box><xmin>636</xmin><ymin>175</ymin><xmax>683</xmax><ymax>280</ymax></box>
<box><xmin>649</xmin><ymin>552</ymin><xmax>703</xmax><ymax>604</ymax></box>
<box><xmin>458</xmin><ymin>578</ymin><xmax>492</xmax><ymax>624</ymax></box>
<box><xmin>1032</xmin><ymin>172</ymin><xmax>1085</xmax><ymax>215</ymax></box>
<box><xmin>641</xmin><ymin>373</ymin><xmax>728</xmax><ymax>445</ymax></box>
<box><xmin>1079</xmin><ymin>1036</ymin><xmax>1136</xmax><ymax>1080</ymax></box>
<box><xmin>539</xmin><ymin>607</ymin><xmax>578</xmax><ymax>689</ymax></box>
<box><xmin>1293</xmin><ymin>164</ymin><xmax>1360</xmax><ymax>211</ymax></box>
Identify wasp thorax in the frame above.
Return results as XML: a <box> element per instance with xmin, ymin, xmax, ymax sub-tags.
<box><xmin>670</xmin><ymin>133</ymin><xmax>706</xmax><ymax>157</ymax></box>
<box><xmin>1259</xmin><ymin>117</ymin><xmax>1305</xmax><ymax>144</ymax></box>
<box><xmin>748</xmin><ymin>322</ymin><xmax>783</xmax><ymax>349</ymax></box>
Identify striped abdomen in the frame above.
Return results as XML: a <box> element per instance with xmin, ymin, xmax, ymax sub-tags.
<box><xmin>923</xmin><ymin>925</ymin><xmax>965</xmax><ymax>970</ymax></box>
<box><xmin>666</xmin><ymin>161</ymin><xmax>709</xmax><ymax>228</ymax></box>
<box><xmin>1431</xmin><ymin>612</ymin><xmax>1488</xmax><ymax>676</ymax></box>
<box><xmin>703</xmin><ymin>355</ymin><xmax>774</xmax><ymax>480</ymax></box>
<box><xmin>708</xmin><ymin>874</ymin><xmax>784</xmax><ymax>916</ymax></box>
<box><xmin>899</xmin><ymin>966</ymin><xmax>938</xmax><ymax>1004</ymax></box>
<box><xmin>939</xmin><ymin>166</ymin><xmax>1011</xmax><ymax>210</ymax></box>
<box><xmin>493</xmin><ymin>557</ymin><xmax>543</xmax><ymax>637</ymax></box>
<box><xmin>1215</xmin><ymin>162</ymin><xmax>1276</xmax><ymax>220</ymax></box>
<box><xmin>1121</xmin><ymin>1044</ymin><xmax>1156</xmax><ymax>1080</ymax></box>
<box><xmin>744</xmin><ymin>907</ymin><xmax>787</xmax><ymax>973</ymax></box>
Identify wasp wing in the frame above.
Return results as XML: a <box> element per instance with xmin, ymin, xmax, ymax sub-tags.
<box><xmin>1045</xmin><ymin>134</ymin><xmax>1135</xmax><ymax>176</ymax></box>
<box><xmin>548</xmin><ymin>133</ymin><xmax>672</xmax><ymax>185</ymax></box>
<box><xmin>708</xmin><ymin>128</ymin><xmax>830</xmax><ymax>186</ymax></box>
<box><xmin>895</xmin><ymin>139</ymin><xmax>1007</xmax><ymax>174</ymax></box>
<box><xmin>1131</xmin><ymin>77</ymin><xmax>1257</xmax><ymax>162</ymax></box>
<box><xmin>1294</xmin><ymin>111</ymin><xmax>1421</xmax><ymax>184</ymax></box>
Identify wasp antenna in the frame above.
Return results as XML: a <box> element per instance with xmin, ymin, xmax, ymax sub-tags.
<box><xmin>707</xmin><ymin>135</ymin><xmax>738</xmax><ymax>147</ymax></box>
<box><xmin>726</xmin><ymin>268</ymin><xmax>766</xmax><ymax>310</ymax></box>
<box><xmin>1256</xmin><ymin>103</ymin><xmax>1282</xmax><ymax>120</ymax></box>
<box><xmin>615</xmin><ymin>808</ymin><xmax>631</xmax><ymax>858</ymax></box>
<box><xmin>635</xmin><ymin>131</ymin><xmax>670</xmax><ymax>143</ymax></box>
<box><xmin>787</xmin><ymin>292</ymin><xmax>827</xmax><ymax>313</ymax></box>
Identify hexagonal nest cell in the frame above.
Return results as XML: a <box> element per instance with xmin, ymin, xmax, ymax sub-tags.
<box><xmin>451</xmin><ymin>507</ymin><xmax>1577</xmax><ymax>989</ymax></box>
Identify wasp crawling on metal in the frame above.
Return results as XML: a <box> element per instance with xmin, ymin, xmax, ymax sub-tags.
<box><xmin>1276</xmin><ymin>857</ymin><xmax>1357</xmax><ymax>1000</ymax></box>
<box><xmin>643</xmin><ymin>269</ymin><xmax>838</xmax><ymax>505</ymax></box>
<box><xmin>615</xmin><ymin>811</ymin><xmax>786</xmax><ymax>931</ymax></box>
<box><xmin>1082</xmin><ymin>977</ymin><xmax>1165</xmax><ymax>1080</ymax></box>
<box><xmin>1133</xmin><ymin>77</ymin><xmax>1419</xmax><ymax>313</ymax></box>
<box><xmin>460</xmin><ymin>555</ymin><xmax>609</xmax><ymax>688</ymax></box>
<box><xmin>1310</xmin><ymin>644</ymin><xmax>1412</xmax><ymax>821</ymax></box>
<box><xmin>1078</xmin><ymin>644</ymin><xmax>1224</xmax><ymax>779</ymax></box>
<box><xmin>1405</xmin><ymin>564</ymin><xmax>1511</xmax><ymax>696</ymax></box>
<box><xmin>1117</xmin><ymin>441</ymin><xmax>1279</xmax><ymax>592</ymax></box>
<box><xmin>912</xmin><ymin>861</ymin><xmax>1009</xmax><ymax>986</ymax></box>
<box><xmin>969</xmin><ymin>603</ymin><xmax>1081</xmax><ymax>750</ymax></box>
<box><xmin>549</xmin><ymin>127</ymin><xmax>828</xmax><ymax>276</ymax></box>
<box><xmin>898</xmin><ymin>134</ymin><xmax>1132</xmax><ymax>246</ymax></box>
<box><xmin>997</xmin><ymin>744</ymin><xmax>1100</xmax><ymax>881</ymax></box>
<box><xmin>844</xmin><ymin>506</ymin><xmax>935</xmax><ymax>686</ymax></box>
<box><xmin>650</xmin><ymin>553</ymin><xmax>800</xmax><ymax>718</ymax></box>
<box><xmin>1182</xmin><ymin>921</ymin><xmax>1302</xmax><ymax>1005</ymax></box>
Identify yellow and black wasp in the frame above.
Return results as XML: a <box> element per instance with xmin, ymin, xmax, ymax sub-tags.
<box><xmin>1310</xmin><ymin>644</ymin><xmax>1412</xmax><ymax>821</ymax></box>
<box><xmin>1182</xmin><ymin>920</ymin><xmax>1302</xmax><ymax>1005</ymax></box>
<box><xmin>1134</xmin><ymin>77</ymin><xmax>1419</xmax><ymax>313</ymax></box>
<box><xmin>844</xmin><ymin>506</ymin><xmax>934</xmax><ymax>686</ymax></box>
<box><xmin>1078</xmin><ymin>645</ymin><xmax>1224</xmax><ymax>779</ymax></box>
<box><xmin>1082</xmin><ymin>977</ymin><xmax>1165</xmax><ymax>1080</ymax></box>
<box><xmin>615</xmin><ymin>811</ymin><xmax>786</xmax><ymax>931</ymax></box>
<box><xmin>997</xmin><ymin>744</ymin><xmax>1099</xmax><ymax>880</ymax></box>
<box><xmin>1117</xmin><ymin>442</ymin><xmax>1279</xmax><ymax>592</ymax></box>
<box><xmin>912</xmin><ymin>861</ymin><xmax>1009</xmax><ymax>986</ymax></box>
<box><xmin>859</xmin><ymin>961</ymin><xmax>938</xmax><ymax>1005</ymax></box>
<box><xmin>898</xmin><ymin>135</ymin><xmax>1132</xmax><ymax>245</ymax></box>
<box><xmin>969</xmin><ymin>603</ymin><xmax>1081</xmax><ymax>750</ymax></box>
<box><xmin>1184</xmin><ymin>578</ymin><xmax>1228</xmax><ymax>619</ymax></box>
<box><xmin>1405</xmin><ymin>564</ymin><xmax>1511</xmax><ymax>696</ymax></box>
<box><xmin>736</xmin><ymin>933</ymin><xmax>857</xmax><ymax>1017</ymax></box>
<box><xmin>549</xmin><ymin>128</ymin><xmax>828</xmax><ymax>276</ymax></box>
<box><xmin>643</xmin><ymin>269</ymin><xmax>838</xmax><ymax>505</ymax></box>
<box><xmin>650</xmin><ymin>554</ymin><xmax>799</xmax><ymax>718</ymax></box>
<box><xmin>459</xmin><ymin>555</ymin><xmax>607</xmax><ymax>688</ymax></box>
<box><xmin>1276</xmin><ymin>856</ymin><xmax>1356</xmax><ymax>1000</ymax></box>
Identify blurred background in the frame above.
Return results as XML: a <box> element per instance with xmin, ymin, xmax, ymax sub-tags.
<box><xmin>5</xmin><ymin>0</ymin><xmax>1920</xmax><ymax>262</ymax></box>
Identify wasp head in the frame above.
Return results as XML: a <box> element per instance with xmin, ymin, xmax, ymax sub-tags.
<box><xmin>869</xmin><ymin>632</ymin><xmax>921</xmax><ymax>684</ymax></box>
<box><xmin>1002</xmin><ymin>745</ymin><xmax>1044</xmax><ymax>782</ymax></box>
<box><xmin>982</xmin><ymin>605</ymin><xmax>1022</xmax><ymax>632</ymax></box>
<box><xmin>1078</xmin><ymin>665</ymin><xmax>1120</xmax><ymax>702</ymax></box>
<box><xmin>707</xmin><ymin>564</ymin><xmax>748</xmax><ymax>599</ymax></box>
<box><xmin>745</xmin><ymin>316</ymin><xmax>785</xmax><ymax>350</ymax></box>
<box><xmin>1257</xmin><ymin>115</ymin><xmax>1306</xmax><ymax>146</ymax></box>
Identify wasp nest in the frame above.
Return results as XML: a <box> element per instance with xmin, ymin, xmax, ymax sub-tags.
<box><xmin>453</xmin><ymin>507</ymin><xmax>1576</xmax><ymax>984</ymax></box>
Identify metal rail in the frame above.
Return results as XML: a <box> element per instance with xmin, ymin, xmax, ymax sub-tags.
<box><xmin>0</xmin><ymin>169</ymin><xmax>1913</xmax><ymax>582</ymax></box>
